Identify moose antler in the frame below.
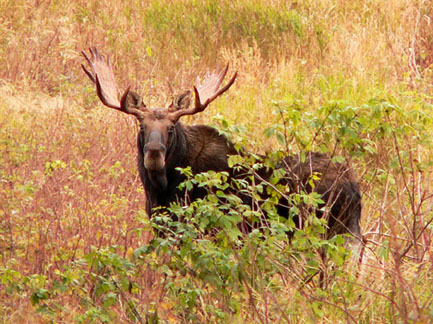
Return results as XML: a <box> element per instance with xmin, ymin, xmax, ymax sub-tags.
<box><xmin>168</xmin><ymin>64</ymin><xmax>237</xmax><ymax>121</ymax></box>
<box><xmin>81</xmin><ymin>47</ymin><xmax>144</xmax><ymax>119</ymax></box>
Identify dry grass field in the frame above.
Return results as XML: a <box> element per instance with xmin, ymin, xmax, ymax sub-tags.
<box><xmin>1</xmin><ymin>0</ymin><xmax>433</xmax><ymax>322</ymax></box>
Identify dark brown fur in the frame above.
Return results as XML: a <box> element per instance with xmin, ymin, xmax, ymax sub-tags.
<box><xmin>137</xmin><ymin>117</ymin><xmax>361</xmax><ymax>239</ymax></box>
<box><xmin>137</xmin><ymin>122</ymin><xmax>237</xmax><ymax>219</ymax></box>
<box><xmin>81</xmin><ymin>48</ymin><xmax>361</xmax><ymax>240</ymax></box>
<box><xmin>277</xmin><ymin>152</ymin><xmax>361</xmax><ymax>238</ymax></box>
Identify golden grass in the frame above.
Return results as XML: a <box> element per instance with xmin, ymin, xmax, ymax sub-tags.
<box><xmin>1</xmin><ymin>0</ymin><xmax>433</xmax><ymax>322</ymax></box>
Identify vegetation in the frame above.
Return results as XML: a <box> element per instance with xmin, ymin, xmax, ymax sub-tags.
<box><xmin>1</xmin><ymin>0</ymin><xmax>433</xmax><ymax>322</ymax></box>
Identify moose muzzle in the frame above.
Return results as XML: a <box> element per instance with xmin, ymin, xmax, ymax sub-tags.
<box><xmin>143</xmin><ymin>131</ymin><xmax>167</xmax><ymax>171</ymax></box>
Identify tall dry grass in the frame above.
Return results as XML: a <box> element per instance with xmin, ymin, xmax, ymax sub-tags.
<box><xmin>1</xmin><ymin>0</ymin><xmax>433</xmax><ymax>322</ymax></box>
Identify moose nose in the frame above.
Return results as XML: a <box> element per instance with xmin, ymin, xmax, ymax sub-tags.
<box><xmin>144</xmin><ymin>142</ymin><xmax>166</xmax><ymax>156</ymax></box>
<box><xmin>144</xmin><ymin>131</ymin><xmax>167</xmax><ymax>154</ymax></box>
<box><xmin>143</xmin><ymin>142</ymin><xmax>166</xmax><ymax>171</ymax></box>
<box><xmin>143</xmin><ymin>131</ymin><xmax>167</xmax><ymax>170</ymax></box>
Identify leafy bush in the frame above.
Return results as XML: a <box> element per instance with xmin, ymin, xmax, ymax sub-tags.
<box><xmin>2</xmin><ymin>0</ymin><xmax>433</xmax><ymax>322</ymax></box>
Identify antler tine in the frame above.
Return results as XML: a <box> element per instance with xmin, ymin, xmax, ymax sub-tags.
<box><xmin>81</xmin><ymin>47</ymin><xmax>121</xmax><ymax>109</ymax></box>
<box><xmin>81</xmin><ymin>50</ymin><xmax>96</xmax><ymax>83</ymax></box>
<box><xmin>195</xmin><ymin>65</ymin><xmax>237</xmax><ymax>110</ymax></box>
<box><xmin>81</xmin><ymin>47</ymin><xmax>144</xmax><ymax>119</ymax></box>
<box><xmin>195</xmin><ymin>64</ymin><xmax>228</xmax><ymax>107</ymax></box>
<box><xmin>168</xmin><ymin>63</ymin><xmax>237</xmax><ymax>121</ymax></box>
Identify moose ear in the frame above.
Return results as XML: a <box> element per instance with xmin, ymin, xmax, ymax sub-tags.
<box><xmin>171</xmin><ymin>90</ymin><xmax>191</xmax><ymax>110</ymax></box>
<box><xmin>124</xmin><ymin>90</ymin><xmax>146</xmax><ymax>109</ymax></box>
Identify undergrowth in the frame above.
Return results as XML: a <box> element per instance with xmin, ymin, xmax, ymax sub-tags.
<box><xmin>2</xmin><ymin>0</ymin><xmax>433</xmax><ymax>323</ymax></box>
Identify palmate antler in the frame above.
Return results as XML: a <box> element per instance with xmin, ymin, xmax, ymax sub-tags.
<box><xmin>168</xmin><ymin>64</ymin><xmax>237</xmax><ymax>121</ymax></box>
<box><xmin>81</xmin><ymin>48</ymin><xmax>145</xmax><ymax>119</ymax></box>
<box><xmin>82</xmin><ymin>47</ymin><xmax>237</xmax><ymax>121</ymax></box>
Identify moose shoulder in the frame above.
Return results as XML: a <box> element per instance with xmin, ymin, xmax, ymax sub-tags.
<box><xmin>82</xmin><ymin>47</ymin><xmax>361</xmax><ymax>240</ymax></box>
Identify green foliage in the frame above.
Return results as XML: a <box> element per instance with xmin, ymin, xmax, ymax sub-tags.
<box><xmin>129</xmin><ymin>148</ymin><xmax>360</xmax><ymax>321</ymax></box>
<box><xmin>2</xmin><ymin>0</ymin><xmax>433</xmax><ymax>322</ymax></box>
<box><xmin>139</xmin><ymin>0</ymin><xmax>309</xmax><ymax>59</ymax></box>
<box><xmin>3</xmin><ymin>91</ymin><xmax>433</xmax><ymax>321</ymax></box>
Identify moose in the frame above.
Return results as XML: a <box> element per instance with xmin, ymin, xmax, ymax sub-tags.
<box><xmin>82</xmin><ymin>47</ymin><xmax>362</xmax><ymax>242</ymax></box>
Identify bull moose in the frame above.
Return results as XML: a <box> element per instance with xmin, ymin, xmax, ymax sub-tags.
<box><xmin>82</xmin><ymin>47</ymin><xmax>361</xmax><ymax>241</ymax></box>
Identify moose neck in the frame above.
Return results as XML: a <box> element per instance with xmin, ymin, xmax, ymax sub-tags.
<box><xmin>165</xmin><ymin>122</ymin><xmax>189</xmax><ymax>170</ymax></box>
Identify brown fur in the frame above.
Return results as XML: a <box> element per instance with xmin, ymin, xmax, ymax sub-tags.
<box><xmin>278</xmin><ymin>152</ymin><xmax>361</xmax><ymax>238</ymax></box>
<box><xmin>81</xmin><ymin>49</ymin><xmax>361</xmax><ymax>240</ymax></box>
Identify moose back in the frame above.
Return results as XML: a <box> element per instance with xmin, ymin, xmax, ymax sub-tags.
<box><xmin>82</xmin><ymin>47</ymin><xmax>361</xmax><ymax>240</ymax></box>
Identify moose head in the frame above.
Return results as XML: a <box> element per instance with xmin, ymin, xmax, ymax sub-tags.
<box><xmin>82</xmin><ymin>48</ymin><xmax>238</xmax><ymax>210</ymax></box>
<box><xmin>82</xmin><ymin>48</ymin><xmax>237</xmax><ymax>185</ymax></box>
